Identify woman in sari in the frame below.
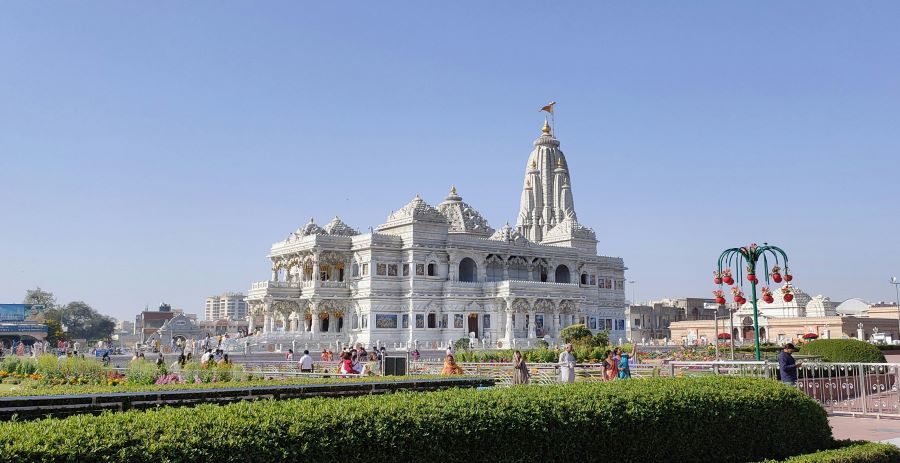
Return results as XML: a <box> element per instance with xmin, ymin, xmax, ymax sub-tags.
<box><xmin>512</xmin><ymin>350</ymin><xmax>530</xmax><ymax>385</ymax></box>
<box><xmin>618</xmin><ymin>345</ymin><xmax>636</xmax><ymax>379</ymax></box>
<box><xmin>441</xmin><ymin>354</ymin><xmax>464</xmax><ymax>375</ymax></box>
<box><xmin>605</xmin><ymin>349</ymin><xmax>619</xmax><ymax>380</ymax></box>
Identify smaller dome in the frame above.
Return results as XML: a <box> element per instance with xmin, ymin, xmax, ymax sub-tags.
<box><xmin>383</xmin><ymin>195</ymin><xmax>448</xmax><ymax>226</ymax></box>
<box><xmin>835</xmin><ymin>298</ymin><xmax>870</xmax><ymax>315</ymax></box>
<box><xmin>294</xmin><ymin>218</ymin><xmax>325</xmax><ymax>237</ymax></box>
<box><xmin>542</xmin><ymin>213</ymin><xmax>595</xmax><ymax>243</ymax></box>
<box><xmin>489</xmin><ymin>222</ymin><xmax>528</xmax><ymax>244</ymax></box>
<box><xmin>323</xmin><ymin>216</ymin><xmax>358</xmax><ymax>236</ymax></box>
<box><xmin>436</xmin><ymin>187</ymin><xmax>494</xmax><ymax>236</ymax></box>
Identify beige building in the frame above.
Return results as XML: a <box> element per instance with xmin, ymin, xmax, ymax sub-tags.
<box><xmin>205</xmin><ymin>293</ymin><xmax>248</xmax><ymax>321</ymax></box>
<box><xmin>670</xmin><ymin>289</ymin><xmax>900</xmax><ymax>344</ymax></box>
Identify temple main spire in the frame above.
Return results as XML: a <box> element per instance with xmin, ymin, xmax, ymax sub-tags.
<box><xmin>516</xmin><ymin>120</ymin><xmax>577</xmax><ymax>242</ymax></box>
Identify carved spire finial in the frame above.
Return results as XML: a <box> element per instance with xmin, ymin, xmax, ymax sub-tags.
<box><xmin>542</xmin><ymin>119</ymin><xmax>551</xmax><ymax>135</ymax></box>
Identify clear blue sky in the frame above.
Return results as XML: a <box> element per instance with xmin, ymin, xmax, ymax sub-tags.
<box><xmin>2</xmin><ymin>2</ymin><xmax>899</xmax><ymax>321</ymax></box>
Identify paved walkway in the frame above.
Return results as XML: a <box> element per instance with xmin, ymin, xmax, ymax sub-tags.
<box><xmin>830</xmin><ymin>415</ymin><xmax>900</xmax><ymax>446</ymax></box>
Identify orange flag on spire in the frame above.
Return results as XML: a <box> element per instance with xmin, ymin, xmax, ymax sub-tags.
<box><xmin>540</xmin><ymin>101</ymin><xmax>556</xmax><ymax>114</ymax></box>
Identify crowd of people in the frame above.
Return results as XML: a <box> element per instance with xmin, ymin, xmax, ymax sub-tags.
<box><xmin>438</xmin><ymin>343</ymin><xmax>638</xmax><ymax>385</ymax></box>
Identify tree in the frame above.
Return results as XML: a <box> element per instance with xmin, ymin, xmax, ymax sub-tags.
<box><xmin>44</xmin><ymin>317</ymin><xmax>66</xmax><ymax>344</ymax></box>
<box><xmin>23</xmin><ymin>287</ymin><xmax>57</xmax><ymax>319</ymax></box>
<box><xmin>592</xmin><ymin>330</ymin><xmax>610</xmax><ymax>347</ymax></box>
<box><xmin>53</xmin><ymin>301</ymin><xmax>116</xmax><ymax>341</ymax></box>
<box><xmin>559</xmin><ymin>324</ymin><xmax>593</xmax><ymax>345</ymax></box>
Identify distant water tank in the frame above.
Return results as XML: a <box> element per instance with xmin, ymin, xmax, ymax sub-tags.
<box><xmin>159</xmin><ymin>303</ymin><xmax>172</xmax><ymax>312</ymax></box>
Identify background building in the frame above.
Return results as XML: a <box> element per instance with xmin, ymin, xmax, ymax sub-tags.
<box><xmin>205</xmin><ymin>293</ymin><xmax>248</xmax><ymax>321</ymax></box>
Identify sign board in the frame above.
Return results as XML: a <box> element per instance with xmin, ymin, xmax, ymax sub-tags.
<box><xmin>383</xmin><ymin>356</ymin><xmax>407</xmax><ymax>376</ymax></box>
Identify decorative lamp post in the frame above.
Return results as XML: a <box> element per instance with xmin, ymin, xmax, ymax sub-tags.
<box><xmin>891</xmin><ymin>277</ymin><xmax>900</xmax><ymax>344</ymax></box>
<box><xmin>714</xmin><ymin>243</ymin><xmax>792</xmax><ymax>360</ymax></box>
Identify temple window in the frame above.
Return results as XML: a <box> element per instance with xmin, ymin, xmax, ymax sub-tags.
<box><xmin>361</xmin><ymin>263</ymin><xmax>369</xmax><ymax>276</ymax></box>
<box><xmin>387</xmin><ymin>264</ymin><xmax>398</xmax><ymax>276</ymax></box>
<box><xmin>416</xmin><ymin>263</ymin><xmax>425</xmax><ymax>276</ymax></box>
<box><xmin>376</xmin><ymin>263</ymin><xmax>386</xmax><ymax>276</ymax></box>
<box><xmin>320</xmin><ymin>264</ymin><xmax>331</xmax><ymax>281</ymax></box>
<box><xmin>427</xmin><ymin>262</ymin><xmax>436</xmax><ymax>276</ymax></box>
<box><xmin>403</xmin><ymin>264</ymin><xmax>410</xmax><ymax>276</ymax></box>
<box><xmin>458</xmin><ymin>258</ymin><xmax>477</xmax><ymax>282</ymax></box>
<box><xmin>352</xmin><ymin>263</ymin><xmax>359</xmax><ymax>277</ymax></box>
<box><xmin>427</xmin><ymin>313</ymin><xmax>436</xmax><ymax>328</ymax></box>
<box><xmin>580</xmin><ymin>273</ymin><xmax>588</xmax><ymax>285</ymax></box>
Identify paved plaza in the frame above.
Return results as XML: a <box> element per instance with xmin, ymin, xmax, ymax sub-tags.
<box><xmin>830</xmin><ymin>415</ymin><xmax>900</xmax><ymax>447</ymax></box>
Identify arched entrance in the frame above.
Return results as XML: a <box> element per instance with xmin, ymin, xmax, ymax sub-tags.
<box><xmin>555</xmin><ymin>265</ymin><xmax>570</xmax><ymax>283</ymax></box>
<box><xmin>459</xmin><ymin>258</ymin><xmax>478</xmax><ymax>282</ymax></box>
<box><xmin>759</xmin><ymin>327</ymin><xmax>767</xmax><ymax>342</ymax></box>
<box><xmin>468</xmin><ymin>313</ymin><xmax>478</xmax><ymax>337</ymax></box>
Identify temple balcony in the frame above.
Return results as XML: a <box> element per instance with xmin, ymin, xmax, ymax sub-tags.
<box><xmin>248</xmin><ymin>280</ymin><xmax>302</xmax><ymax>300</ymax></box>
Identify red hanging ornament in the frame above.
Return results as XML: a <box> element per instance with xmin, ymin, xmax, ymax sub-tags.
<box><xmin>747</xmin><ymin>274</ymin><xmax>757</xmax><ymax>283</ymax></box>
<box><xmin>783</xmin><ymin>293</ymin><xmax>794</xmax><ymax>302</ymax></box>
<box><xmin>771</xmin><ymin>265</ymin><xmax>782</xmax><ymax>283</ymax></box>
<box><xmin>785</xmin><ymin>274</ymin><xmax>793</xmax><ymax>282</ymax></box>
<box><xmin>713</xmin><ymin>271</ymin><xmax>723</xmax><ymax>285</ymax></box>
<box><xmin>722</xmin><ymin>268</ymin><xmax>734</xmax><ymax>286</ymax></box>
<box><xmin>716</xmin><ymin>296</ymin><xmax>726</xmax><ymax>305</ymax></box>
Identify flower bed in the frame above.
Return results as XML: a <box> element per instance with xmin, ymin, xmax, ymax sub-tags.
<box><xmin>0</xmin><ymin>374</ymin><xmax>457</xmax><ymax>397</ymax></box>
<box><xmin>0</xmin><ymin>377</ymin><xmax>833</xmax><ymax>462</ymax></box>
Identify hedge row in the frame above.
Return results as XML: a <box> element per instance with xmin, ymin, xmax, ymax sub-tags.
<box><xmin>0</xmin><ymin>377</ymin><xmax>832</xmax><ymax>462</ymax></box>
<box><xmin>799</xmin><ymin>340</ymin><xmax>886</xmax><ymax>363</ymax></box>
<box><xmin>0</xmin><ymin>374</ymin><xmax>453</xmax><ymax>397</ymax></box>
<box><xmin>760</xmin><ymin>441</ymin><xmax>900</xmax><ymax>463</ymax></box>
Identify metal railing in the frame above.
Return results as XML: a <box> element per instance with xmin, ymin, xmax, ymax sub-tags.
<box><xmin>407</xmin><ymin>359</ymin><xmax>900</xmax><ymax>418</ymax></box>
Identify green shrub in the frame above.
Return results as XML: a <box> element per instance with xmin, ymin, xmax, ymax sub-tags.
<box><xmin>126</xmin><ymin>360</ymin><xmax>158</xmax><ymax>385</ymax></box>
<box><xmin>559</xmin><ymin>323</ymin><xmax>593</xmax><ymax>345</ymax></box>
<box><xmin>453</xmin><ymin>337</ymin><xmax>471</xmax><ymax>352</ymax></box>
<box><xmin>800</xmin><ymin>340</ymin><xmax>886</xmax><ymax>363</ymax></box>
<box><xmin>0</xmin><ymin>377</ymin><xmax>832</xmax><ymax>462</ymax></box>
<box><xmin>759</xmin><ymin>441</ymin><xmax>900</xmax><ymax>462</ymax></box>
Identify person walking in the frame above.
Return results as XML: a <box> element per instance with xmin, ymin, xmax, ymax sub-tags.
<box><xmin>778</xmin><ymin>343</ymin><xmax>801</xmax><ymax>386</ymax></box>
<box><xmin>618</xmin><ymin>345</ymin><xmax>636</xmax><ymax>379</ymax></box>
<box><xmin>512</xmin><ymin>350</ymin><xmax>530</xmax><ymax>385</ymax></box>
<box><xmin>558</xmin><ymin>344</ymin><xmax>576</xmax><ymax>383</ymax></box>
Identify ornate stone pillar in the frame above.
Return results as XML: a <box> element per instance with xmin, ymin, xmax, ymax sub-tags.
<box><xmin>504</xmin><ymin>298</ymin><xmax>515</xmax><ymax>344</ymax></box>
<box><xmin>310</xmin><ymin>307</ymin><xmax>319</xmax><ymax>336</ymax></box>
<box><xmin>271</xmin><ymin>265</ymin><xmax>278</xmax><ymax>281</ymax></box>
<box><xmin>527</xmin><ymin>309</ymin><xmax>537</xmax><ymax>339</ymax></box>
<box><xmin>502</xmin><ymin>260</ymin><xmax>509</xmax><ymax>281</ymax></box>
<box><xmin>550</xmin><ymin>307</ymin><xmax>559</xmax><ymax>338</ymax></box>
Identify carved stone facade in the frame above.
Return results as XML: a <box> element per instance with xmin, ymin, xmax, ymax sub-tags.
<box><xmin>245</xmin><ymin>122</ymin><xmax>627</xmax><ymax>348</ymax></box>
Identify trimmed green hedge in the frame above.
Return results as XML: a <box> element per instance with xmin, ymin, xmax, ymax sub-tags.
<box><xmin>760</xmin><ymin>441</ymin><xmax>900</xmax><ymax>462</ymax></box>
<box><xmin>0</xmin><ymin>377</ymin><xmax>832</xmax><ymax>462</ymax></box>
<box><xmin>800</xmin><ymin>340</ymin><xmax>886</xmax><ymax>363</ymax></box>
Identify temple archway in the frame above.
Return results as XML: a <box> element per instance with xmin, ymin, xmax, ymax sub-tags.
<box><xmin>555</xmin><ymin>265</ymin><xmax>570</xmax><ymax>283</ymax></box>
<box><xmin>459</xmin><ymin>258</ymin><xmax>478</xmax><ymax>282</ymax></box>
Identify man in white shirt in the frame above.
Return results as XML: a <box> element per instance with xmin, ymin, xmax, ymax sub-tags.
<box><xmin>298</xmin><ymin>350</ymin><xmax>314</xmax><ymax>373</ymax></box>
<box><xmin>200</xmin><ymin>349</ymin><xmax>213</xmax><ymax>366</ymax></box>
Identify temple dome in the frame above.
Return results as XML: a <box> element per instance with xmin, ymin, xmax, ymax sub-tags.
<box><xmin>805</xmin><ymin>295</ymin><xmax>837</xmax><ymax>317</ymax></box>
<box><xmin>288</xmin><ymin>217</ymin><xmax>325</xmax><ymax>241</ymax></box>
<box><xmin>323</xmin><ymin>216</ymin><xmax>358</xmax><ymax>236</ymax></box>
<box><xmin>489</xmin><ymin>222</ymin><xmax>528</xmax><ymax>244</ymax></box>
<box><xmin>436</xmin><ymin>186</ymin><xmax>494</xmax><ymax>236</ymax></box>
<box><xmin>541</xmin><ymin>213</ymin><xmax>596</xmax><ymax>243</ymax></box>
<box><xmin>381</xmin><ymin>194</ymin><xmax>448</xmax><ymax>228</ymax></box>
<box><xmin>835</xmin><ymin>298</ymin><xmax>870</xmax><ymax>315</ymax></box>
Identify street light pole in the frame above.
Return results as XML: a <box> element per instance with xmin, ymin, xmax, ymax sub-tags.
<box><xmin>891</xmin><ymin>277</ymin><xmax>900</xmax><ymax>344</ymax></box>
